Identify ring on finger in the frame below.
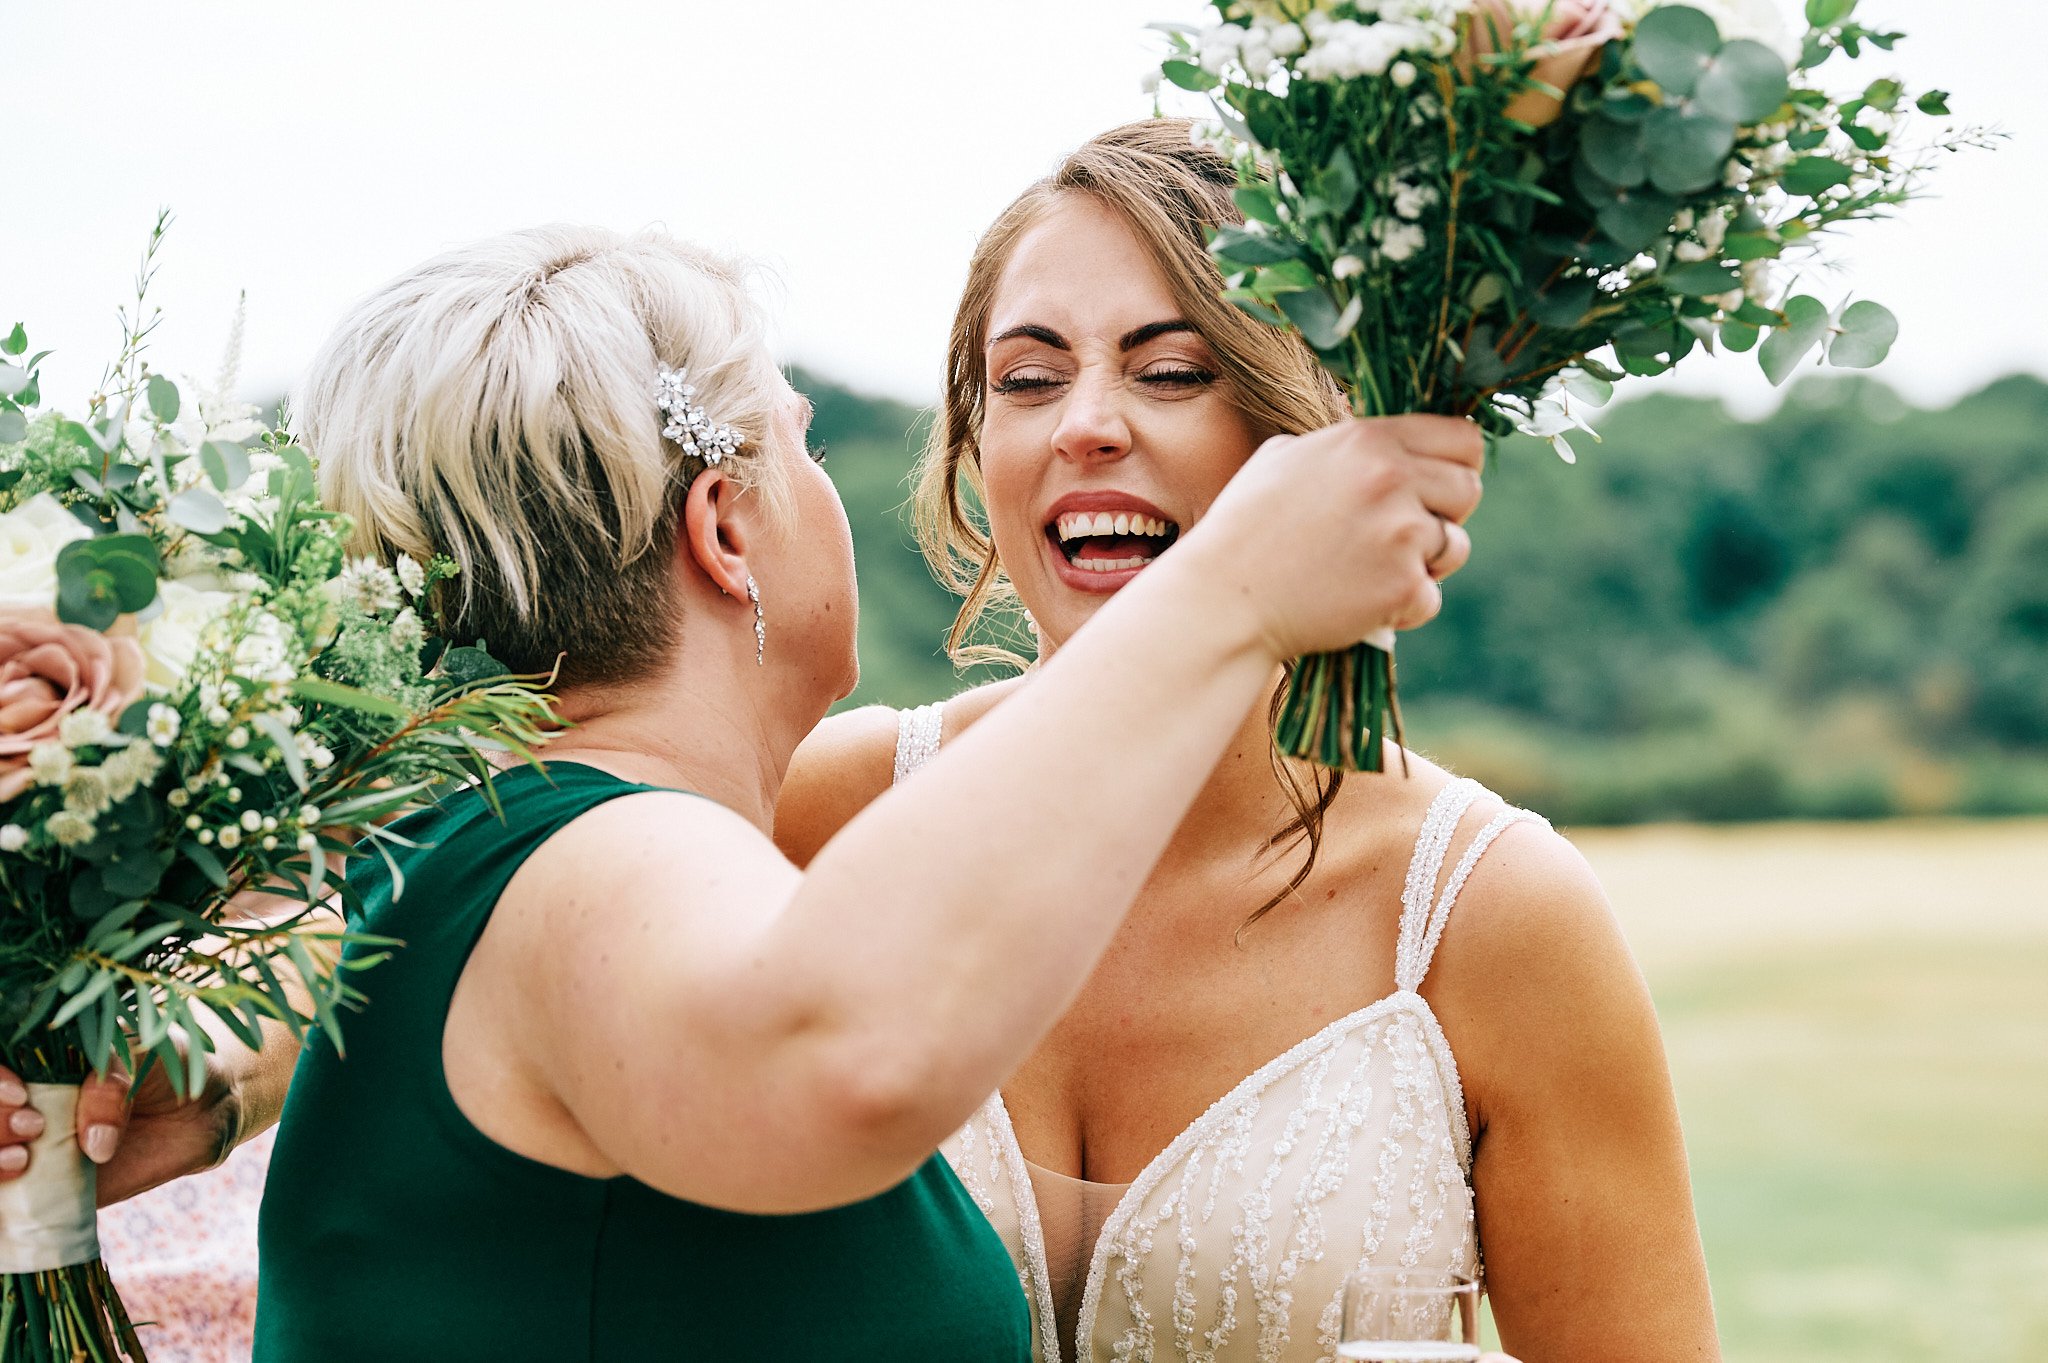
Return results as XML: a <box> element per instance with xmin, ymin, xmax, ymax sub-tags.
<box><xmin>1426</xmin><ymin>514</ymin><xmax>1453</xmax><ymax>569</ymax></box>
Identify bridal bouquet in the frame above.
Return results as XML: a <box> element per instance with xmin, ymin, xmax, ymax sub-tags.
<box><xmin>1155</xmin><ymin>0</ymin><xmax>1974</xmax><ymax>770</ymax></box>
<box><xmin>0</xmin><ymin>229</ymin><xmax>556</xmax><ymax>1360</ymax></box>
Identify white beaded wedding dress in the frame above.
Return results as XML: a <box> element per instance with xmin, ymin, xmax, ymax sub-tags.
<box><xmin>894</xmin><ymin>704</ymin><xmax>1544</xmax><ymax>1363</ymax></box>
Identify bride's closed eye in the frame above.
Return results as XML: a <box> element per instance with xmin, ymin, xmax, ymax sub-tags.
<box><xmin>991</xmin><ymin>371</ymin><xmax>1064</xmax><ymax>396</ymax></box>
<box><xmin>1138</xmin><ymin>364</ymin><xmax>1215</xmax><ymax>390</ymax></box>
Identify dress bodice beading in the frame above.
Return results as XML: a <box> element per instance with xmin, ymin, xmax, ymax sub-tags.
<box><xmin>896</xmin><ymin>705</ymin><xmax>1544</xmax><ymax>1363</ymax></box>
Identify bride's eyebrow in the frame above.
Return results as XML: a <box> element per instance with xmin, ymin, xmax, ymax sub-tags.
<box><xmin>1119</xmin><ymin>320</ymin><xmax>1195</xmax><ymax>350</ymax></box>
<box><xmin>989</xmin><ymin>324</ymin><xmax>1067</xmax><ymax>350</ymax></box>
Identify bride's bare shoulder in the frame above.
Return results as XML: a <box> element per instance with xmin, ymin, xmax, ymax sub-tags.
<box><xmin>1421</xmin><ymin>788</ymin><xmax>1662</xmax><ymax>1127</ymax></box>
<box><xmin>774</xmin><ymin>704</ymin><xmax>901</xmax><ymax>866</ymax></box>
<box><xmin>773</xmin><ymin>676</ymin><xmax>1030</xmax><ymax>866</ymax></box>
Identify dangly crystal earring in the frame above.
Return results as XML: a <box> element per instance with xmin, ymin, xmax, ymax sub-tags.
<box><xmin>747</xmin><ymin>576</ymin><xmax>764</xmax><ymax>666</ymax></box>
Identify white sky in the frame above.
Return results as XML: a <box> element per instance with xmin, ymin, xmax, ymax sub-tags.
<box><xmin>3</xmin><ymin>1</ymin><xmax>2040</xmax><ymax>418</ymax></box>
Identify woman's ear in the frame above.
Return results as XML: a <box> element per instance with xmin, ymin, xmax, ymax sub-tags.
<box><xmin>679</xmin><ymin>470</ymin><xmax>752</xmax><ymax>598</ymax></box>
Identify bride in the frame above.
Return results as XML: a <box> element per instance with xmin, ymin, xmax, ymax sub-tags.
<box><xmin>773</xmin><ymin>121</ymin><xmax>1720</xmax><ymax>1363</ymax></box>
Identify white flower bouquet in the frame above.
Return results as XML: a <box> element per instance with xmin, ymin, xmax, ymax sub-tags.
<box><xmin>0</xmin><ymin>226</ymin><xmax>557</xmax><ymax>1360</ymax></box>
<box><xmin>1155</xmin><ymin>0</ymin><xmax>1984</xmax><ymax>770</ymax></box>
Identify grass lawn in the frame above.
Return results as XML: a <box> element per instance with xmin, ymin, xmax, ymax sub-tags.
<box><xmin>1568</xmin><ymin>819</ymin><xmax>2048</xmax><ymax>1362</ymax></box>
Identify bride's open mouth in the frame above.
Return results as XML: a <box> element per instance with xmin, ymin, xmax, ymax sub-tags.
<box><xmin>1042</xmin><ymin>496</ymin><xmax>1180</xmax><ymax>593</ymax></box>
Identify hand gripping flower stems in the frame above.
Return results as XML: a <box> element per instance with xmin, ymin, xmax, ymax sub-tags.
<box><xmin>1155</xmin><ymin>0</ymin><xmax>1981</xmax><ymax>770</ymax></box>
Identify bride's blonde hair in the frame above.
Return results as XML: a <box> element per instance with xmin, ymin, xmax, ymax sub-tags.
<box><xmin>302</xmin><ymin>224</ymin><xmax>789</xmax><ymax>687</ymax></box>
<box><xmin>912</xmin><ymin>121</ymin><xmax>1352</xmax><ymax>926</ymax></box>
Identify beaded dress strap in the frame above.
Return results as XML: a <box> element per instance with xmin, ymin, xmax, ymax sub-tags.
<box><xmin>892</xmin><ymin>703</ymin><xmax>945</xmax><ymax>787</ymax></box>
<box><xmin>1394</xmin><ymin>779</ymin><xmax>1547</xmax><ymax>993</ymax></box>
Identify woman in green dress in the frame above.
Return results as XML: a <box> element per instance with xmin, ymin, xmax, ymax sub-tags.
<box><xmin>231</xmin><ymin>223</ymin><xmax>1483</xmax><ymax>1360</ymax></box>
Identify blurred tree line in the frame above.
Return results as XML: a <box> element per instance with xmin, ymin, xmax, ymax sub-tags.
<box><xmin>799</xmin><ymin>365</ymin><xmax>2048</xmax><ymax>824</ymax></box>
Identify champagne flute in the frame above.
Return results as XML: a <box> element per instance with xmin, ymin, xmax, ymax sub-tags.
<box><xmin>1336</xmin><ymin>1266</ymin><xmax>1482</xmax><ymax>1362</ymax></box>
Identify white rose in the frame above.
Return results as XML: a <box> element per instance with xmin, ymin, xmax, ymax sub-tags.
<box><xmin>0</xmin><ymin>494</ymin><xmax>93</xmax><ymax>610</ymax></box>
<box><xmin>1666</xmin><ymin>0</ymin><xmax>1801</xmax><ymax>66</ymax></box>
<box><xmin>138</xmin><ymin>577</ymin><xmax>238</xmax><ymax>691</ymax></box>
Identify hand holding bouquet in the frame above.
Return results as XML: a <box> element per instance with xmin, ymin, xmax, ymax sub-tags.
<box><xmin>0</xmin><ymin>229</ymin><xmax>557</xmax><ymax>1360</ymax></box>
<box><xmin>1154</xmin><ymin>0</ymin><xmax>1981</xmax><ymax>770</ymax></box>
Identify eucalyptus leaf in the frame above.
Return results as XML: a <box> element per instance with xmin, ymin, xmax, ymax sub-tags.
<box><xmin>1805</xmin><ymin>0</ymin><xmax>1856</xmax><ymax>26</ymax></box>
<box><xmin>200</xmin><ymin>439</ymin><xmax>252</xmax><ymax>492</ymax></box>
<box><xmin>169</xmin><ymin>486</ymin><xmax>231</xmax><ymax>534</ymax></box>
<box><xmin>1582</xmin><ymin>119</ymin><xmax>1649</xmax><ymax>188</ymax></box>
<box><xmin>0</xmin><ymin>362</ymin><xmax>25</xmax><ymax>398</ymax></box>
<box><xmin>1161</xmin><ymin>58</ymin><xmax>1218</xmax><ymax>93</ymax></box>
<box><xmin>1643</xmin><ymin>107</ymin><xmax>1737</xmax><ymax>195</ymax></box>
<box><xmin>1694</xmin><ymin>40</ymin><xmax>1789</xmax><ymax>124</ymax></box>
<box><xmin>1562</xmin><ymin>370</ymin><xmax>1615</xmax><ymax>407</ymax></box>
<box><xmin>1275</xmin><ymin>286</ymin><xmax>1350</xmax><ymax>351</ymax></box>
<box><xmin>147</xmin><ymin>374</ymin><xmax>180</xmax><ymax>424</ymax></box>
<box><xmin>1597</xmin><ymin>188</ymin><xmax>1681</xmax><ymax>252</ymax></box>
<box><xmin>1</xmin><ymin>323</ymin><xmax>23</xmax><ymax>357</ymax></box>
<box><xmin>1721</xmin><ymin>319</ymin><xmax>1763</xmax><ymax>352</ymax></box>
<box><xmin>0</xmin><ymin>407</ymin><xmax>30</xmax><ymax>444</ymax></box>
<box><xmin>1759</xmin><ymin>294</ymin><xmax>1831</xmax><ymax>383</ymax></box>
<box><xmin>1631</xmin><ymin>5</ymin><xmax>1723</xmax><ymax>97</ymax></box>
<box><xmin>1826</xmin><ymin>299</ymin><xmax>1898</xmax><ymax>368</ymax></box>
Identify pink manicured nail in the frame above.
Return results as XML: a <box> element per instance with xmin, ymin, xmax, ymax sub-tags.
<box><xmin>83</xmin><ymin>1124</ymin><xmax>118</xmax><ymax>1165</ymax></box>
<box><xmin>0</xmin><ymin>1146</ymin><xmax>24</xmax><ymax>1173</ymax></box>
<box><xmin>0</xmin><ymin>1080</ymin><xmax>24</xmax><ymax>1107</ymax></box>
<box><xmin>7</xmin><ymin>1108</ymin><xmax>43</xmax><ymax>1139</ymax></box>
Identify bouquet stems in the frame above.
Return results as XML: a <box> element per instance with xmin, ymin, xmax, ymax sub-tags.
<box><xmin>1274</xmin><ymin>638</ymin><xmax>1404</xmax><ymax>774</ymax></box>
<box><xmin>0</xmin><ymin>1263</ymin><xmax>146</xmax><ymax>1362</ymax></box>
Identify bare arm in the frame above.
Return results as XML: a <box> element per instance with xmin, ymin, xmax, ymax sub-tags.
<box><xmin>502</xmin><ymin>416</ymin><xmax>1486</xmax><ymax>1212</ymax></box>
<box><xmin>1434</xmin><ymin>827</ymin><xmax>1719</xmax><ymax>1363</ymax></box>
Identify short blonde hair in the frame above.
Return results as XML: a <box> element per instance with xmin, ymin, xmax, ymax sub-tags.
<box><xmin>301</xmin><ymin>224</ymin><xmax>789</xmax><ymax>687</ymax></box>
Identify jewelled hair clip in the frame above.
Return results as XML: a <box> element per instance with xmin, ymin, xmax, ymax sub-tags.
<box><xmin>654</xmin><ymin>364</ymin><xmax>742</xmax><ymax>466</ymax></box>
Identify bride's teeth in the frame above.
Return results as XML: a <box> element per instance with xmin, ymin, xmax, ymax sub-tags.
<box><xmin>1051</xmin><ymin>510</ymin><xmax>1177</xmax><ymax>542</ymax></box>
<box><xmin>1074</xmin><ymin>553</ymin><xmax>1155</xmax><ymax>573</ymax></box>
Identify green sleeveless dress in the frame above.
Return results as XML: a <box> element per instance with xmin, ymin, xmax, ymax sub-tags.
<box><xmin>255</xmin><ymin>761</ymin><xmax>1031</xmax><ymax>1361</ymax></box>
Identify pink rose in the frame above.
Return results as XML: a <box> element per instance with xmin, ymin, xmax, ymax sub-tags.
<box><xmin>0</xmin><ymin>609</ymin><xmax>146</xmax><ymax>803</ymax></box>
<box><xmin>1465</xmin><ymin>0</ymin><xmax>1626</xmax><ymax>128</ymax></box>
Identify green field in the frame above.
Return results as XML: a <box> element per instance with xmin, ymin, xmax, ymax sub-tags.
<box><xmin>1572</xmin><ymin>820</ymin><xmax>2048</xmax><ymax>1361</ymax></box>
